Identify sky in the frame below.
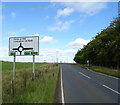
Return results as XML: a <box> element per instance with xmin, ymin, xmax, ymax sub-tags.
<box><xmin>0</xmin><ymin>2</ymin><xmax>118</xmax><ymax>63</ymax></box>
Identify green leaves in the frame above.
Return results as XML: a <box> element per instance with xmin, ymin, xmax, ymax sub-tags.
<box><xmin>74</xmin><ymin>18</ymin><xmax>120</xmax><ymax>69</ymax></box>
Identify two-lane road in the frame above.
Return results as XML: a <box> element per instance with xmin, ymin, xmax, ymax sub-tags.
<box><xmin>61</xmin><ymin>64</ymin><xmax>120</xmax><ymax>104</ymax></box>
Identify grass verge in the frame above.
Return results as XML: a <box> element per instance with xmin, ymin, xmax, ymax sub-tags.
<box><xmin>1</xmin><ymin>61</ymin><xmax>47</xmax><ymax>71</ymax></box>
<box><xmin>75</xmin><ymin>64</ymin><xmax>120</xmax><ymax>78</ymax></box>
<box><xmin>2</xmin><ymin>61</ymin><xmax>59</xmax><ymax>103</ymax></box>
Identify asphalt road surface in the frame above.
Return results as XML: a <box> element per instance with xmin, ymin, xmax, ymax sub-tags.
<box><xmin>61</xmin><ymin>64</ymin><xmax>120</xmax><ymax>103</ymax></box>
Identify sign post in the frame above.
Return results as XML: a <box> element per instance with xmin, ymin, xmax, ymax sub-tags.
<box><xmin>13</xmin><ymin>55</ymin><xmax>16</xmax><ymax>80</ymax></box>
<box><xmin>9</xmin><ymin>36</ymin><xmax>39</xmax><ymax>80</ymax></box>
<box><xmin>87</xmin><ymin>60</ymin><xmax>89</xmax><ymax>66</ymax></box>
<box><xmin>33</xmin><ymin>55</ymin><xmax>35</xmax><ymax>80</ymax></box>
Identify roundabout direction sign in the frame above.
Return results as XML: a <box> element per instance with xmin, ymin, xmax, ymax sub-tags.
<box><xmin>9</xmin><ymin>36</ymin><xmax>39</xmax><ymax>80</ymax></box>
<box><xmin>9</xmin><ymin>36</ymin><xmax>39</xmax><ymax>56</ymax></box>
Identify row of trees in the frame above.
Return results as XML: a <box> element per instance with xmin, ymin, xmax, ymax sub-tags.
<box><xmin>74</xmin><ymin>18</ymin><xmax>120</xmax><ymax>69</ymax></box>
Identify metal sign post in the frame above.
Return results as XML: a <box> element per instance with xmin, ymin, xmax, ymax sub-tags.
<box><xmin>33</xmin><ymin>55</ymin><xmax>35</xmax><ymax>80</ymax></box>
<box><xmin>13</xmin><ymin>55</ymin><xmax>16</xmax><ymax>80</ymax></box>
<box><xmin>11</xmin><ymin>55</ymin><xmax>16</xmax><ymax>97</ymax></box>
<box><xmin>87</xmin><ymin>60</ymin><xmax>90</xmax><ymax>66</ymax></box>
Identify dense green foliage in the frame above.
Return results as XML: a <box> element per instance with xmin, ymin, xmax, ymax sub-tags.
<box><xmin>74</xmin><ymin>18</ymin><xmax>120</xmax><ymax>69</ymax></box>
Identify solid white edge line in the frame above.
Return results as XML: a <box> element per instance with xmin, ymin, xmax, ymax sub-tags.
<box><xmin>103</xmin><ymin>84</ymin><xmax>120</xmax><ymax>95</ymax></box>
<box><xmin>61</xmin><ymin>66</ymin><xmax>65</xmax><ymax>104</ymax></box>
<box><xmin>79</xmin><ymin>72</ymin><xmax>91</xmax><ymax>79</ymax></box>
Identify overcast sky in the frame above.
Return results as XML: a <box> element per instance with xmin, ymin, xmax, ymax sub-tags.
<box><xmin>0</xmin><ymin>2</ymin><xmax>118</xmax><ymax>63</ymax></box>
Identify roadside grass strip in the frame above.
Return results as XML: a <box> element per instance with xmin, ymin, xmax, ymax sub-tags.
<box><xmin>77</xmin><ymin>64</ymin><xmax>120</xmax><ymax>78</ymax></box>
<box><xmin>2</xmin><ymin>62</ymin><xmax>59</xmax><ymax>103</ymax></box>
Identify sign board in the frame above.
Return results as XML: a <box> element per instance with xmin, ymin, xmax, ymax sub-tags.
<box><xmin>9</xmin><ymin>36</ymin><xmax>39</xmax><ymax>56</ymax></box>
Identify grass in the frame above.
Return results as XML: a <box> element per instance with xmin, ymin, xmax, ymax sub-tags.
<box><xmin>1</xmin><ymin>61</ymin><xmax>47</xmax><ymax>71</ymax></box>
<box><xmin>2</xmin><ymin>61</ymin><xmax>59</xmax><ymax>103</ymax></box>
<box><xmin>76</xmin><ymin>64</ymin><xmax>120</xmax><ymax>78</ymax></box>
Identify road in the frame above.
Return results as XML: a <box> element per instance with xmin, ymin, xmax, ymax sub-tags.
<box><xmin>61</xmin><ymin>64</ymin><xmax>120</xmax><ymax>104</ymax></box>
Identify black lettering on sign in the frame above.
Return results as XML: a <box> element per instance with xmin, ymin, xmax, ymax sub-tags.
<box><xmin>27</xmin><ymin>40</ymin><xmax>33</xmax><ymax>42</ymax></box>
<box><xmin>14</xmin><ymin>38</ymin><xmax>19</xmax><ymax>40</ymax></box>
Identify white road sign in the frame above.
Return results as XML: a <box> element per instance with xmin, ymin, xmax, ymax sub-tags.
<box><xmin>9</xmin><ymin>36</ymin><xmax>39</xmax><ymax>56</ymax></box>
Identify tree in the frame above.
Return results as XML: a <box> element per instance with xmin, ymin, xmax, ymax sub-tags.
<box><xmin>74</xmin><ymin>18</ymin><xmax>120</xmax><ymax>69</ymax></box>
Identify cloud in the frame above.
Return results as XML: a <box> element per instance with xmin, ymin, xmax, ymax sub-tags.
<box><xmin>67</xmin><ymin>38</ymin><xmax>90</xmax><ymax>49</ymax></box>
<box><xmin>55</xmin><ymin>7</ymin><xmax>74</xmax><ymax>19</ymax></box>
<box><xmin>64</xmin><ymin>49</ymin><xmax>77</xmax><ymax>56</ymax></box>
<box><xmin>39</xmin><ymin>36</ymin><xmax>57</xmax><ymax>43</ymax></box>
<box><xmin>11</xmin><ymin>12</ymin><xmax>16</xmax><ymax>18</ymax></box>
<box><xmin>0</xmin><ymin>47</ymin><xmax>77</xmax><ymax>63</ymax></box>
<box><xmin>48</xmin><ymin>20</ymin><xmax>74</xmax><ymax>31</ymax></box>
<box><xmin>45</xmin><ymin>16</ymin><xmax>49</xmax><ymax>19</ymax></box>
<box><xmin>8</xmin><ymin>29</ymin><xmax>25</xmax><ymax>35</ymax></box>
<box><xmin>38</xmin><ymin>48</ymin><xmax>77</xmax><ymax>63</ymax></box>
<box><xmin>50</xmin><ymin>2</ymin><xmax>107</xmax><ymax>31</ymax></box>
<box><xmin>63</xmin><ymin>2</ymin><xmax>107</xmax><ymax>16</ymax></box>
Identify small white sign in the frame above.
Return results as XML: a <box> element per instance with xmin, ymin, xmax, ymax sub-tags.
<box><xmin>9</xmin><ymin>36</ymin><xmax>39</xmax><ymax>56</ymax></box>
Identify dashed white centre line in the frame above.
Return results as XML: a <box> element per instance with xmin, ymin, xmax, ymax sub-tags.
<box><xmin>103</xmin><ymin>84</ymin><xmax>120</xmax><ymax>95</ymax></box>
<box><xmin>79</xmin><ymin>72</ymin><xmax>91</xmax><ymax>79</ymax></box>
<box><xmin>78</xmin><ymin>70</ymin><xmax>119</xmax><ymax>95</ymax></box>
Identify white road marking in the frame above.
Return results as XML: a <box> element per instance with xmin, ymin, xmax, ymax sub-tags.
<box><xmin>103</xmin><ymin>84</ymin><xmax>120</xmax><ymax>95</ymax></box>
<box><xmin>87</xmin><ymin>68</ymin><xmax>118</xmax><ymax>80</ymax></box>
<box><xmin>61</xmin><ymin>66</ymin><xmax>65</xmax><ymax>104</ymax></box>
<box><xmin>79</xmin><ymin>72</ymin><xmax>91</xmax><ymax>79</ymax></box>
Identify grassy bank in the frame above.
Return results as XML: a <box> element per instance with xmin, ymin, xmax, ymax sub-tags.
<box><xmin>76</xmin><ymin>64</ymin><xmax>120</xmax><ymax>78</ymax></box>
<box><xmin>2</xmin><ymin>61</ymin><xmax>59</xmax><ymax>103</ymax></box>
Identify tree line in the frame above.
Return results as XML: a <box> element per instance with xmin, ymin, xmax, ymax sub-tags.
<box><xmin>74</xmin><ymin>18</ymin><xmax>120</xmax><ymax>69</ymax></box>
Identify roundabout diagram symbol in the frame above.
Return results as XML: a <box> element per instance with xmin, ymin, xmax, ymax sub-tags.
<box><xmin>13</xmin><ymin>43</ymin><xmax>33</xmax><ymax>55</ymax></box>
